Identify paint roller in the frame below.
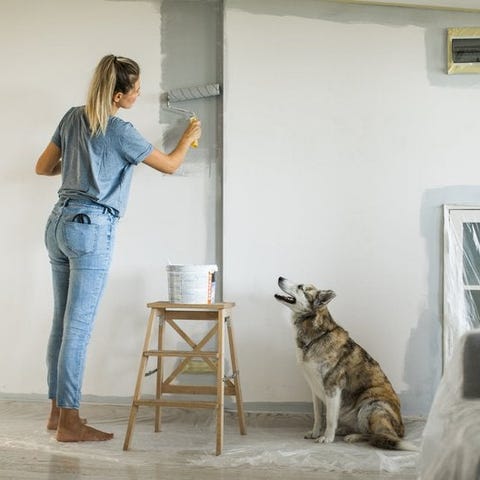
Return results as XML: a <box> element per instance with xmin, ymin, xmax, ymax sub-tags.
<box><xmin>164</xmin><ymin>83</ymin><xmax>221</xmax><ymax>147</ymax></box>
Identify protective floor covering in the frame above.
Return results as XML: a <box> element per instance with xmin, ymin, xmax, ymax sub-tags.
<box><xmin>0</xmin><ymin>400</ymin><xmax>424</xmax><ymax>480</ymax></box>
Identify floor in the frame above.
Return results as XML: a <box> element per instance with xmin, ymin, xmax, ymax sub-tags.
<box><xmin>0</xmin><ymin>400</ymin><xmax>424</xmax><ymax>480</ymax></box>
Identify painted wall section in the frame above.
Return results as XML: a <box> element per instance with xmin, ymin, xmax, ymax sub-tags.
<box><xmin>160</xmin><ymin>0</ymin><xmax>224</xmax><ymax>293</ymax></box>
<box><xmin>223</xmin><ymin>0</ymin><xmax>480</xmax><ymax>415</ymax></box>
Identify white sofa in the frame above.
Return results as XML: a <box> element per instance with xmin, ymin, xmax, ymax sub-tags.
<box><xmin>420</xmin><ymin>329</ymin><xmax>480</xmax><ymax>480</ymax></box>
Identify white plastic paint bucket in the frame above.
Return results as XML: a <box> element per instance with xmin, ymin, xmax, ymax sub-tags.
<box><xmin>166</xmin><ymin>264</ymin><xmax>218</xmax><ymax>304</ymax></box>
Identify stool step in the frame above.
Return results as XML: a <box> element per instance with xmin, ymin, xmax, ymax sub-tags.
<box><xmin>134</xmin><ymin>399</ymin><xmax>218</xmax><ymax>409</ymax></box>
<box><xmin>144</xmin><ymin>350</ymin><xmax>218</xmax><ymax>358</ymax></box>
<box><xmin>165</xmin><ymin>311</ymin><xmax>223</xmax><ymax>320</ymax></box>
<box><xmin>161</xmin><ymin>384</ymin><xmax>237</xmax><ymax>396</ymax></box>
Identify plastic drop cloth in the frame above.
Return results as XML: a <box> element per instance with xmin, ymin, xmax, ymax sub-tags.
<box><xmin>0</xmin><ymin>400</ymin><xmax>423</xmax><ymax>475</ymax></box>
<box><xmin>186</xmin><ymin>412</ymin><xmax>423</xmax><ymax>473</ymax></box>
<box><xmin>420</xmin><ymin>329</ymin><xmax>480</xmax><ymax>480</ymax></box>
<box><xmin>444</xmin><ymin>208</ymin><xmax>480</xmax><ymax>366</ymax></box>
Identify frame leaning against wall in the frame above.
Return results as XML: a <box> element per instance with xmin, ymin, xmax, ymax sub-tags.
<box><xmin>443</xmin><ymin>205</ymin><xmax>480</xmax><ymax>369</ymax></box>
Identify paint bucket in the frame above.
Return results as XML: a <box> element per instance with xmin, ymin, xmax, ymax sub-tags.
<box><xmin>166</xmin><ymin>264</ymin><xmax>218</xmax><ymax>304</ymax></box>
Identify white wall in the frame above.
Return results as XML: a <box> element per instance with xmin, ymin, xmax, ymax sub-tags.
<box><xmin>223</xmin><ymin>0</ymin><xmax>480</xmax><ymax>415</ymax></box>
<box><xmin>0</xmin><ymin>0</ymin><xmax>220</xmax><ymax>399</ymax></box>
<box><xmin>2</xmin><ymin>0</ymin><xmax>480</xmax><ymax>417</ymax></box>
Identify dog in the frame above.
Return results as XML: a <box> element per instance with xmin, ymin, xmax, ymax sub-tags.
<box><xmin>275</xmin><ymin>276</ymin><xmax>417</xmax><ymax>451</ymax></box>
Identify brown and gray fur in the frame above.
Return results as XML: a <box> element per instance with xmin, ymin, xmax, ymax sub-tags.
<box><xmin>275</xmin><ymin>276</ymin><xmax>417</xmax><ymax>451</ymax></box>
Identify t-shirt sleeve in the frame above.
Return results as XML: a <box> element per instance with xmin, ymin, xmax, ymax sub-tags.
<box><xmin>51</xmin><ymin>107</ymin><xmax>76</xmax><ymax>148</ymax></box>
<box><xmin>120</xmin><ymin>122</ymin><xmax>154</xmax><ymax>165</ymax></box>
<box><xmin>51</xmin><ymin>124</ymin><xmax>61</xmax><ymax>147</ymax></box>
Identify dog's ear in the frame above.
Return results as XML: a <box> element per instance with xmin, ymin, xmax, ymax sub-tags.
<box><xmin>313</xmin><ymin>290</ymin><xmax>336</xmax><ymax>308</ymax></box>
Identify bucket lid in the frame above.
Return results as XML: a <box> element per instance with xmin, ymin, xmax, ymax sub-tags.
<box><xmin>166</xmin><ymin>264</ymin><xmax>218</xmax><ymax>272</ymax></box>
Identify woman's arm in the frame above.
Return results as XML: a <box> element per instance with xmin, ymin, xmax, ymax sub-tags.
<box><xmin>36</xmin><ymin>142</ymin><xmax>62</xmax><ymax>176</ymax></box>
<box><xmin>143</xmin><ymin>119</ymin><xmax>201</xmax><ymax>174</ymax></box>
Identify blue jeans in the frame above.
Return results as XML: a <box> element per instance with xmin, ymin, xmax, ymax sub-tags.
<box><xmin>45</xmin><ymin>197</ymin><xmax>118</xmax><ymax>409</ymax></box>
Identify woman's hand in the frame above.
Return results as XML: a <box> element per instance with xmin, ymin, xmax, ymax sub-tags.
<box><xmin>143</xmin><ymin>118</ymin><xmax>202</xmax><ymax>174</ymax></box>
<box><xmin>182</xmin><ymin>118</ymin><xmax>201</xmax><ymax>147</ymax></box>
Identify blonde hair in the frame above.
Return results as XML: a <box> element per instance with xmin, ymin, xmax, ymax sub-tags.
<box><xmin>85</xmin><ymin>54</ymin><xmax>140</xmax><ymax>135</ymax></box>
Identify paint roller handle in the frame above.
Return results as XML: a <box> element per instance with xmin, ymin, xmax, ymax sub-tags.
<box><xmin>188</xmin><ymin>116</ymin><xmax>201</xmax><ymax>148</ymax></box>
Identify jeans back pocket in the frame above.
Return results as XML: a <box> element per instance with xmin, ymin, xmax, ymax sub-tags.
<box><xmin>63</xmin><ymin>221</ymin><xmax>99</xmax><ymax>257</ymax></box>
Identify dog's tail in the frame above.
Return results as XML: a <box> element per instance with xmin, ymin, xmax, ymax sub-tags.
<box><xmin>345</xmin><ymin>433</ymin><xmax>419</xmax><ymax>451</ymax></box>
<box><xmin>369</xmin><ymin>433</ymin><xmax>419</xmax><ymax>452</ymax></box>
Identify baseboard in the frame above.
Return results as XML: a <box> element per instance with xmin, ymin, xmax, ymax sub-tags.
<box><xmin>0</xmin><ymin>392</ymin><xmax>313</xmax><ymax>414</ymax></box>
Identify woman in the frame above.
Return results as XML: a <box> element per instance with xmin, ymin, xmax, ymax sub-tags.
<box><xmin>35</xmin><ymin>54</ymin><xmax>201</xmax><ymax>442</ymax></box>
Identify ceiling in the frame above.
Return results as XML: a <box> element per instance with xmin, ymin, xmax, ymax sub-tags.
<box><xmin>332</xmin><ymin>0</ymin><xmax>480</xmax><ymax>12</ymax></box>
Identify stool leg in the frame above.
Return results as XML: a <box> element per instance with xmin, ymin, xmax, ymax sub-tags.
<box><xmin>226</xmin><ymin>316</ymin><xmax>247</xmax><ymax>435</ymax></box>
<box><xmin>215</xmin><ymin>310</ymin><xmax>225</xmax><ymax>455</ymax></box>
<box><xmin>155</xmin><ymin>314</ymin><xmax>165</xmax><ymax>432</ymax></box>
<box><xmin>123</xmin><ymin>308</ymin><xmax>159</xmax><ymax>451</ymax></box>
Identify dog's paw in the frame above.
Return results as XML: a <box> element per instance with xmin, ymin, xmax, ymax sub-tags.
<box><xmin>344</xmin><ymin>433</ymin><xmax>363</xmax><ymax>444</ymax></box>
<box><xmin>304</xmin><ymin>430</ymin><xmax>321</xmax><ymax>440</ymax></box>
<box><xmin>314</xmin><ymin>434</ymin><xmax>335</xmax><ymax>444</ymax></box>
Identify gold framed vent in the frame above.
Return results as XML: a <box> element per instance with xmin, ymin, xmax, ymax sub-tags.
<box><xmin>448</xmin><ymin>27</ymin><xmax>480</xmax><ymax>74</ymax></box>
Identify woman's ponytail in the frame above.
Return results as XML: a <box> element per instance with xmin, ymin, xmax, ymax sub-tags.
<box><xmin>85</xmin><ymin>54</ymin><xmax>140</xmax><ymax>135</ymax></box>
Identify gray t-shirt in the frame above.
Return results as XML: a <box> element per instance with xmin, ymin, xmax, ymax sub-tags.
<box><xmin>52</xmin><ymin>106</ymin><xmax>153</xmax><ymax>217</ymax></box>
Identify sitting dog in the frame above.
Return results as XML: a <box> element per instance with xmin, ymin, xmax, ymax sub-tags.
<box><xmin>275</xmin><ymin>276</ymin><xmax>417</xmax><ymax>451</ymax></box>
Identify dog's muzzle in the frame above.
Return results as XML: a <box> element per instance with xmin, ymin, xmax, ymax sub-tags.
<box><xmin>274</xmin><ymin>293</ymin><xmax>296</xmax><ymax>304</ymax></box>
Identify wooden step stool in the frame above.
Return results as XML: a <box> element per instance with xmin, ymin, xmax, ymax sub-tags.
<box><xmin>123</xmin><ymin>301</ymin><xmax>247</xmax><ymax>455</ymax></box>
